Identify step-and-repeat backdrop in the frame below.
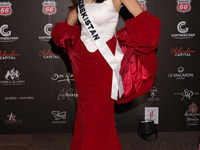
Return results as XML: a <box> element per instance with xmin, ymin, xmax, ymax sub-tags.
<box><xmin>0</xmin><ymin>0</ymin><xmax>200</xmax><ymax>134</ymax></box>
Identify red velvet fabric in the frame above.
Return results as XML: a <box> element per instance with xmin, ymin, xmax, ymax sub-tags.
<box><xmin>51</xmin><ymin>21</ymin><xmax>80</xmax><ymax>49</ymax></box>
<box><xmin>51</xmin><ymin>12</ymin><xmax>160</xmax><ymax>104</ymax></box>
<box><xmin>51</xmin><ymin>11</ymin><xmax>160</xmax><ymax>149</ymax></box>
<box><xmin>71</xmin><ymin>36</ymin><xmax>122</xmax><ymax>150</ymax></box>
<box><xmin>116</xmin><ymin>11</ymin><xmax>160</xmax><ymax>104</ymax></box>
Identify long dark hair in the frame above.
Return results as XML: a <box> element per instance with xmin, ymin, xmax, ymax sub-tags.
<box><xmin>69</xmin><ymin>0</ymin><xmax>105</xmax><ymax>10</ymax></box>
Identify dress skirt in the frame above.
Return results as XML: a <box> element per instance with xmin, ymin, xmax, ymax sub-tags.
<box><xmin>70</xmin><ymin>36</ymin><xmax>122</xmax><ymax>150</ymax></box>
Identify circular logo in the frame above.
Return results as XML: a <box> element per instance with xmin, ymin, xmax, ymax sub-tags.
<box><xmin>178</xmin><ymin>66</ymin><xmax>184</xmax><ymax>73</ymax></box>
<box><xmin>44</xmin><ymin>23</ymin><xmax>52</xmax><ymax>36</ymax></box>
<box><xmin>0</xmin><ymin>24</ymin><xmax>11</xmax><ymax>37</ymax></box>
<box><xmin>177</xmin><ymin>21</ymin><xmax>189</xmax><ymax>34</ymax></box>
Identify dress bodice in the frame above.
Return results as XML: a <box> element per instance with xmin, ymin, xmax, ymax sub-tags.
<box><xmin>78</xmin><ymin>0</ymin><xmax>119</xmax><ymax>52</ymax></box>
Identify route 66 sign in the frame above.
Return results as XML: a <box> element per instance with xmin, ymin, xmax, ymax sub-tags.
<box><xmin>42</xmin><ymin>0</ymin><xmax>57</xmax><ymax>15</ymax></box>
<box><xmin>137</xmin><ymin>0</ymin><xmax>147</xmax><ymax>11</ymax></box>
<box><xmin>0</xmin><ymin>1</ymin><xmax>12</xmax><ymax>17</ymax></box>
<box><xmin>177</xmin><ymin>0</ymin><xmax>191</xmax><ymax>13</ymax></box>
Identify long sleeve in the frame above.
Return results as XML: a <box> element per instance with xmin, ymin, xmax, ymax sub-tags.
<box><xmin>117</xmin><ymin>11</ymin><xmax>160</xmax><ymax>104</ymax></box>
<box><xmin>51</xmin><ymin>21</ymin><xmax>81</xmax><ymax>51</ymax></box>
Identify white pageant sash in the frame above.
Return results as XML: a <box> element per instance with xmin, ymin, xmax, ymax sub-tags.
<box><xmin>78</xmin><ymin>0</ymin><xmax>124</xmax><ymax>100</ymax></box>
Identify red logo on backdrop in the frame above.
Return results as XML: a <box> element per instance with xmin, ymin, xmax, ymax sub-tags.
<box><xmin>170</xmin><ymin>47</ymin><xmax>196</xmax><ymax>57</ymax></box>
<box><xmin>138</xmin><ymin>0</ymin><xmax>147</xmax><ymax>11</ymax></box>
<box><xmin>42</xmin><ymin>1</ymin><xmax>57</xmax><ymax>15</ymax></box>
<box><xmin>0</xmin><ymin>1</ymin><xmax>12</xmax><ymax>17</ymax></box>
<box><xmin>38</xmin><ymin>49</ymin><xmax>64</xmax><ymax>59</ymax></box>
<box><xmin>0</xmin><ymin>50</ymin><xmax>20</xmax><ymax>60</ymax></box>
<box><xmin>177</xmin><ymin>0</ymin><xmax>191</xmax><ymax>13</ymax></box>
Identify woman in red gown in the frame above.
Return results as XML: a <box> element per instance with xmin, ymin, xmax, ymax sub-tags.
<box><xmin>51</xmin><ymin>0</ymin><xmax>160</xmax><ymax>149</ymax></box>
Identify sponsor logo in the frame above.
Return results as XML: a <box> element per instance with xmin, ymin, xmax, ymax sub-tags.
<box><xmin>52</xmin><ymin>73</ymin><xmax>74</xmax><ymax>83</ymax></box>
<box><xmin>171</xmin><ymin>21</ymin><xmax>195</xmax><ymax>39</ymax></box>
<box><xmin>0</xmin><ymin>50</ymin><xmax>20</xmax><ymax>60</ymax></box>
<box><xmin>174</xmin><ymin>89</ymin><xmax>199</xmax><ymax>101</ymax></box>
<box><xmin>51</xmin><ymin>111</ymin><xmax>67</xmax><ymax>124</ymax></box>
<box><xmin>185</xmin><ymin>102</ymin><xmax>200</xmax><ymax>126</ymax></box>
<box><xmin>170</xmin><ymin>47</ymin><xmax>195</xmax><ymax>57</ymax></box>
<box><xmin>0</xmin><ymin>1</ymin><xmax>12</xmax><ymax>17</ymax></box>
<box><xmin>4</xmin><ymin>96</ymin><xmax>34</xmax><ymax>100</ymax></box>
<box><xmin>38</xmin><ymin>49</ymin><xmax>63</xmax><ymax>59</ymax></box>
<box><xmin>0</xmin><ymin>24</ymin><xmax>19</xmax><ymax>42</ymax></box>
<box><xmin>39</xmin><ymin>23</ymin><xmax>52</xmax><ymax>41</ymax></box>
<box><xmin>168</xmin><ymin>66</ymin><xmax>193</xmax><ymax>80</ymax></box>
<box><xmin>58</xmin><ymin>88</ymin><xmax>78</xmax><ymax>101</ymax></box>
<box><xmin>177</xmin><ymin>0</ymin><xmax>191</xmax><ymax>13</ymax></box>
<box><xmin>42</xmin><ymin>0</ymin><xmax>57</xmax><ymax>15</ymax></box>
<box><xmin>0</xmin><ymin>68</ymin><xmax>25</xmax><ymax>85</ymax></box>
<box><xmin>138</xmin><ymin>0</ymin><xmax>147</xmax><ymax>11</ymax></box>
<box><xmin>145</xmin><ymin>107</ymin><xmax>159</xmax><ymax>124</ymax></box>
<box><xmin>147</xmin><ymin>86</ymin><xmax>160</xmax><ymax>101</ymax></box>
<box><xmin>5</xmin><ymin>113</ymin><xmax>23</xmax><ymax>125</ymax></box>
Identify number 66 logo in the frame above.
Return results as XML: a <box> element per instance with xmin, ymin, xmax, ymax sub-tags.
<box><xmin>177</xmin><ymin>0</ymin><xmax>191</xmax><ymax>13</ymax></box>
<box><xmin>42</xmin><ymin>1</ymin><xmax>57</xmax><ymax>15</ymax></box>
<box><xmin>0</xmin><ymin>1</ymin><xmax>12</xmax><ymax>17</ymax></box>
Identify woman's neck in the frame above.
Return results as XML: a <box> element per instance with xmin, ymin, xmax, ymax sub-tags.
<box><xmin>85</xmin><ymin>0</ymin><xmax>96</xmax><ymax>3</ymax></box>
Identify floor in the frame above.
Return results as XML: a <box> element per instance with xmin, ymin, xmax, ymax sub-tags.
<box><xmin>0</xmin><ymin>132</ymin><xmax>199</xmax><ymax>150</ymax></box>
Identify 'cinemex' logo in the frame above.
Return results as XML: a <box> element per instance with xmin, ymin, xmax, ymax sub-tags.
<box><xmin>171</xmin><ymin>21</ymin><xmax>195</xmax><ymax>39</ymax></box>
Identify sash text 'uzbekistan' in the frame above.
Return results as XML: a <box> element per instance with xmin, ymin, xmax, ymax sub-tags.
<box><xmin>79</xmin><ymin>1</ymin><xmax>100</xmax><ymax>41</ymax></box>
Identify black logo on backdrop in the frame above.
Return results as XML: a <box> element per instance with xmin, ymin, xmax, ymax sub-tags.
<box><xmin>0</xmin><ymin>24</ymin><xmax>19</xmax><ymax>42</ymax></box>
<box><xmin>0</xmin><ymin>1</ymin><xmax>12</xmax><ymax>17</ymax></box>
<box><xmin>171</xmin><ymin>21</ymin><xmax>195</xmax><ymax>39</ymax></box>
<box><xmin>4</xmin><ymin>96</ymin><xmax>34</xmax><ymax>100</ymax></box>
<box><xmin>58</xmin><ymin>88</ymin><xmax>78</xmax><ymax>101</ymax></box>
<box><xmin>174</xmin><ymin>89</ymin><xmax>199</xmax><ymax>101</ymax></box>
<box><xmin>39</xmin><ymin>23</ymin><xmax>52</xmax><ymax>41</ymax></box>
<box><xmin>185</xmin><ymin>102</ymin><xmax>200</xmax><ymax>126</ymax></box>
<box><xmin>5</xmin><ymin>113</ymin><xmax>23</xmax><ymax>125</ymax></box>
<box><xmin>147</xmin><ymin>86</ymin><xmax>160</xmax><ymax>101</ymax></box>
<box><xmin>0</xmin><ymin>68</ymin><xmax>25</xmax><ymax>85</ymax></box>
<box><xmin>52</xmin><ymin>73</ymin><xmax>74</xmax><ymax>83</ymax></box>
<box><xmin>51</xmin><ymin>111</ymin><xmax>67</xmax><ymax>124</ymax></box>
<box><xmin>168</xmin><ymin>66</ymin><xmax>193</xmax><ymax>80</ymax></box>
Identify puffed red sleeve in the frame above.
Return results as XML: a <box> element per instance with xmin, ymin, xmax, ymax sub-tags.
<box><xmin>51</xmin><ymin>21</ymin><xmax>81</xmax><ymax>50</ymax></box>
<box><xmin>117</xmin><ymin>11</ymin><xmax>161</xmax><ymax>104</ymax></box>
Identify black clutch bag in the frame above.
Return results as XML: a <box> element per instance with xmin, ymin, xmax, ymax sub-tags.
<box><xmin>138</xmin><ymin>120</ymin><xmax>157</xmax><ymax>141</ymax></box>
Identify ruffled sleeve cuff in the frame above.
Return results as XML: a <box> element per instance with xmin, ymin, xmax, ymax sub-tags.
<box><xmin>51</xmin><ymin>21</ymin><xmax>81</xmax><ymax>48</ymax></box>
<box><xmin>117</xmin><ymin>11</ymin><xmax>161</xmax><ymax>55</ymax></box>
